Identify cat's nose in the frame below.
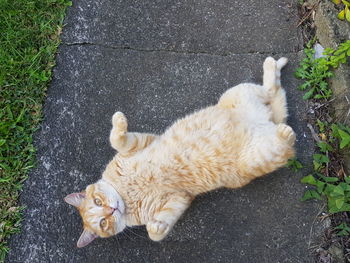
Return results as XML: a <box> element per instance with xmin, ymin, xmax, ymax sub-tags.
<box><xmin>106</xmin><ymin>207</ymin><xmax>116</xmax><ymax>215</ymax></box>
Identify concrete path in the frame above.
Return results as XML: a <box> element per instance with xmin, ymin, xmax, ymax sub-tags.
<box><xmin>7</xmin><ymin>0</ymin><xmax>321</xmax><ymax>262</ymax></box>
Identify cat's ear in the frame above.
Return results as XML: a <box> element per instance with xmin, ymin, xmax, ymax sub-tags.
<box><xmin>77</xmin><ymin>229</ymin><xmax>98</xmax><ymax>248</ymax></box>
<box><xmin>64</xmin><ymin>192</ymin><xmax>86</xmax><ymax>208</ymax></box>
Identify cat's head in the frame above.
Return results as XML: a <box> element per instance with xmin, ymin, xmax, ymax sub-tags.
<box><xmin>64</xmin><ymin>180</ymin><xmax>126</xmax><ymax>247</ymax></box>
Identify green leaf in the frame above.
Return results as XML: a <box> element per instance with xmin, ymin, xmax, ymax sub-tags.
<box><xmin>333</xmin><ymin>0</ymin><xmax>341</xmax><ymax>4</ymax></box>
<box><xmin>313</xmin><ymin>154</ymin><xmax>330</xmax><ymax>163</ymax></box>
<box><xmin>345</xmin><ymin>176</ymin><xmax>350</xmax><ymax>184</ymax></box>
<box><xmin>313</xmin><ymin>161</ymin><xmax>322</xmax><ymax>171</ymax></box>
<box><xmin>324</xmin><ymin>184</ymin><xmax>336</xmax><ymax>195</ymax></box>
<box><xmin>317</xmin><ymin>141</ymin><xmax>333</xmax><ymax>152</ymax></box>
<box><xmin>340</xmin><ymin>140</ymin><xmax>350</xmax><ymax>149</ymax></box>
<box><xmin>301</xmin><ymin>175</ymin><xmax>317</xmax><ymax>185</ymax></box>
<box><xmin>346</xmin><ymin>6</ymin><xmax>350</xmax><ymax>22</ymax></box>
<box><xmin>338</xmin><ymin>9</ymin><xmax>345</xmax><ymax>20</ymax></box>
<box><xmin>301</xmin><ymin>190</ymin><xmax>322</xmax><ymax>201</ymax></box>
<box><xmin>338</xmin><ymin>129</ymin><xmax>350</xmax><ymax>148</ymax></box>
<box><xmin>334</xmin><ymin>223</ymin><xmax>350</xmax><ymax>236</ymax></box>
<box><xmin>328</xmin><ymin>200</ymin><xmax>350</xmax><ymax>213</ymax></box>
<box><xmin>15</xmin><ymin>110</ymin><xmax>25</xmax><ymax>124</ymax></box>
<box><xmin>339</xmin><ymin>182</ymin><xmax>350</xmax><ymax>191</ymax></box>
<box><xmin>286</xmin><ymin>158</ymin><xmax>303</xmax><ymax>171</ymax></box>
<box><xmin>337</xmin><ymin>229</ymin><xmax>350</xmax><ymax>236</ymax></box>
<box><xmin>295</xmin><ymin>161</ymin><xmax>303</xmax><ymax>169</ymax></box>
<box><xmin>298</xmin><ymin>81</ymin><xmax>310</xmax><ymax>90</ymax></box>
<box><xmin>301</xmin><ymin>191</ymin><xmax>312</xmax><ymax>201</ymax></box>
<box><xmin>335</xmin><ymin>223</ymin><xmax>347</xmax><ymax>230</ymax></box>
<box><xmin>312</xmin><ymin>190</ymin><xmax>322</xmax><ymax>200</ymax></box>
<box><xmin>314</xmin><ymin>94</ymin><xmax>325</xmax><ymax>99</ymax></box>
<box><xmin>303</xmin><ymin>88</ymin><xmax>315</xmax><ymax>100</ymax></box>
<box><xmin>335</xmin><ymin>198</ymin><xmax>345</xmax><ymax>209</ymax></box>
<box><xmin>332</xmin><ymin>185</ymin><xmax>345</xmax><ymax>196</ymax></box>
<box><xmin>316</xmin><ymin>181</ymin><xmax>326</xmax><ymax>193</ymax></box>
<box><xmin>0</xmin><ymin>139</ymin><xmax>6</xmax><ymax>147</ymax></box>
<box><xmin>6</xmin><ymin>105</ymin><xmax>14</xmax><ymax>121</ymax></box>
<box><xmin>331</xmin><ymin>124</ymin><xmax>340</xmax><ymax>138</ymax></box>
<box><xmin>343</xmin><ymin>0</ymin><xmax>350</xmax><ymax>6</ymax></box>
<box><xmin>316</xmin><ymin>119</ymin><xmax>325</xmax><ymax>132</ymax></box>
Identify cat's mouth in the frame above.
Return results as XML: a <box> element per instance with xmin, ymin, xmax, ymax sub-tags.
<box><xmin>112</xmin><ymin>208</ymin><xmax>121</xmax><ymax>217</ymax></box>
<box><xmin>112</xmin><ymin>207</ymin><xmax>126</xmax><ymax>233</ymax></box>
<box><xmin>111</xmin><ymin>202</ymin><xmax>123</xmax><ymax>217</ymax></box>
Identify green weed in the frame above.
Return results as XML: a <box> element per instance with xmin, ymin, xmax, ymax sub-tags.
<box><xmin>301</xmin><ymin>173</ymin><xmax>350</xmax><ymax>213</ymax></box>
<box><xmin>296</xmin><ymin>35</ymin><xmax>350</xmax><ymax>262</ymax></box>
<box><xmin>295</xmin><ymin>40</ymin><xmax>350</xmax><ymax>100</ymax></box>
<box><xmin>301</xmin><ymin>122</ymin><xmax>350</xmax><ymax>214</ymax></box>
<box><xmin>295</xmin><ymin>41</ymin><xmax>333</xmax><ymax>100</ymax></box>
<box><xmin>286</xmin><ymin>158</ymin><xmax>303</xmax><ymax>172</ymax></box>
<box><xmin>334</xmin><ymin>222</ymin><xmax>350</xmax><ymax>236</ymax></box>
<box><xmin>327</xmin><ymin>40</ymin><xmax>350</xmax><ymax>67</ymax></box>
<box><xmin>331</xmin><ymin>123</ymin><xmax>350</xmax><ymax>149</ymax></box>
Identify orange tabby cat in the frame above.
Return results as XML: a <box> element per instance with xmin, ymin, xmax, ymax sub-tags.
<box><xmin>64</xmin><ymin>57</ymin><xmax>296</xmax><ymax>247</ymax></box>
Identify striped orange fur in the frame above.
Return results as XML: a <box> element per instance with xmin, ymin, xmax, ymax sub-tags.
<box><xmin>64</xmin><ymin>57</ymin><xmax>296</xmax><ymax>247</ymax></box>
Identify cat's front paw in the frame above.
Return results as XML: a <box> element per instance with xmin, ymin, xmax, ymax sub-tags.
<box><xmin>146</xmin><ymin>220</ymin><xmax>170</xmax><ymax>241</ymax></box>
<box><xmin>112</xmin><ymin>111</ymin><xmax>128</xmax><ymax>134</ymax></box>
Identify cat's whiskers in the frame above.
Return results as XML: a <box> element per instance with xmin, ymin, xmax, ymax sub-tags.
<box><xmin>112</xmin><ymin>234</ymin><xmax>128</xmax><ymax>258</ymax></box>
<box><xmin>125</xmin><ymin>227</ymin><xmax>148</xmax><ymax>240</ymax></box>
<box><xmin>120</xmin><ymin>228</ymin><xmax>135</xmax><ymax>241</ymax></box>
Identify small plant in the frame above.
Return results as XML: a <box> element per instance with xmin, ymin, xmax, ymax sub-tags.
<box><xmin>313</xmin><ymin>153</ymin><xmax>330</xmax><ymax>171</ymax></box>
<box><xmin>317</xmin><ymin>119</ymin><xmax>326</xmax><ymax>133</ymax></box>
<box><xmin>317</xmin><ymin>141</ymin><xmax>334</xmax><ymax>152</ymax></box>
<box><xmin>295</xmin><ymin>41</ymin><xmax>333</xmax><ymax>100</ymax></box>
<box><xmin>296</xmin><ymin>40</ymin><xmax>350</xmax><ymax>260</ymax></box>
<box><xmin>286</xmin><ymin>158</ymin><xmax>303</xmax><ymax>172</ymax></box>
<box><xmin>331</xmin><ymin>0</ymin><xmax>350</xmax><ymax>22</ymax></box>
<box><xmin>300</xmin><ymin>120</ymin><xmax>350</xmax><ymax>213</ymax></box>
<box><xmin>327</xmin><ymin>40</ymin><xmax>350</xmax><ymax>67</ymax></box>
<box><xmin>295</xmin><ymin>40</ymin><xmax>350</xmax><ymax>100</ymax></box>
<box><xmin>331</xmin><ymin>123</ymin><xmax>350</xmax><ymax>149</ymax></box>
<box><xmin>334</xmin><ymin>222</ymin><xmax>350</xmax><ymax>236</ymax></box>
<box><xmin>301</xmin><ymin>174</ymin><xmax>350</xmax><ymax>213</ymax></box>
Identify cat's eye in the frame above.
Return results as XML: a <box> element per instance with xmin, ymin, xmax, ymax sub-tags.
<box><xmin>94</xmin><ymin>198</ymin><xmax>102</xmax><ymax>206</ymax></box>
<box><xmin>100</xmin><ymin>218</ymin><xmax>107</xmax><ymax>228</ymax></box>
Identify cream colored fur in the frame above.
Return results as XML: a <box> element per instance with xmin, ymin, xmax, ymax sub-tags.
<box><xmin>65</xmin><ymin>57</ymin><xmax>296</xmax><ymax>247</ymax></box>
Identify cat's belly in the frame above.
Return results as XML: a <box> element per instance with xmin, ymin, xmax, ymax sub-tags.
<box><xmin>132</xmin><ymin>105</ymin><xmax>276</xmax><ymax>194</ymax></box>
<box><xmin>150</xmin><ymin>107</ymin><xmax>251</xmax><ymax>193</ymax></box>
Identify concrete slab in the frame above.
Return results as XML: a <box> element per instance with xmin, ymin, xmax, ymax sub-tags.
<box><xmin>6</xmin><ymin>0</ymin><xmax>322</xmax><ymax>262</ymax></box>
<box><xmin>62</xmin><ymin>0</ymin><xmax>302</xmax><ymax>54</ymax></box>
<box><xmin>7</xmin><ymin>45</ymin><xmax>319</xmax><ymax>262</ymax></box>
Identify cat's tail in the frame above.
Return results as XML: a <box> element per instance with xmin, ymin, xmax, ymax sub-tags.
<box><xmin>263</xmin><ymin>57</ymin><xmax>288</xmax><ymax>124</ymax></box>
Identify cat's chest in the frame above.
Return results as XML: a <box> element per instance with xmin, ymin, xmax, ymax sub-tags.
<box><xmin>157</xmin><ymin>108</ymin><xmax>237</xmax><ymax>152</ymax></box>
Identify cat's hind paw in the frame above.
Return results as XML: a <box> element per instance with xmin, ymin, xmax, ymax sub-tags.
<box><xmin>263</xmin><ymin>57</ymin><xmax>276</xmax><ymax>72</ymax></box>
<box><xmin>112</xmin><ymin>111</ymin><xmax>128</xmax><ymax>134</ymax></box>
<box><xmin>276</xmin><ymin>123</ymin><xmax>296</xmax><ymax>146</ymax></box>
<box><xmin>146</xmin><ymin>220</ymin><xmax>170</xmax><ymax>241</ymax></box>
<box><xmin>276</xmin><ymin>57</ymin><xmax>288</xmax><ymax>70</ymax></box>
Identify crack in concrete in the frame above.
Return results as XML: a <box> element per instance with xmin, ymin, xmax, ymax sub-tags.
<box><xmin>63</xmin><ymin>41</ymin><xmax>301</xmax><ymax>57</ymax></box>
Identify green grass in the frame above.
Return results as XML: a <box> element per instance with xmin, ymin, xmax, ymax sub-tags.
<box><xmin>0</xmin><ymin>0</ymin><xmax>71</xmax><ymax>261</ymax></box>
